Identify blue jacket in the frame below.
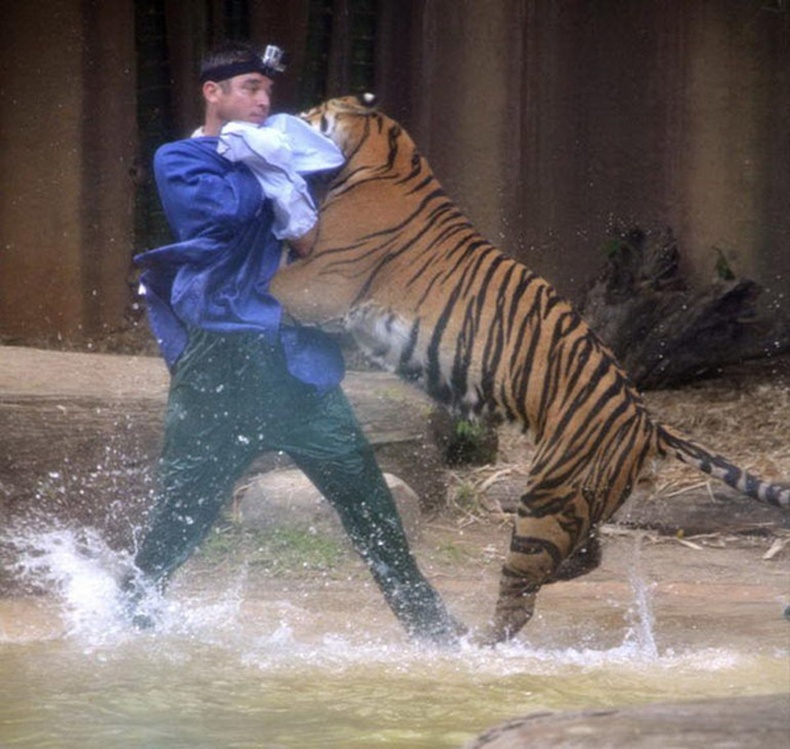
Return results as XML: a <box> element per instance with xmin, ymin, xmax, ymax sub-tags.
<box><xmin>135</xmin><ymin>136</ymin><xmax>343</xmax><ymax>390</ymax></box>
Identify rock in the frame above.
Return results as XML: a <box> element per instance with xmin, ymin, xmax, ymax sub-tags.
<box><xmin>616</xmin><ymin>486</ymin><xmax>790</xmax><ymax>536</ymax></box>
<box><xmin>465</xmin><ymin>693</ymin><xmax>789</xmax><ymax>749</ymax></box>
<box><xmin>235</xmin><ymin>469</ymin><xmax>422</xmax><ymax>539</ymax></box>
<box><xmin>482</xmin><ymin>476</ymin><xmax>787</xmax><ymax>536</ymax></box>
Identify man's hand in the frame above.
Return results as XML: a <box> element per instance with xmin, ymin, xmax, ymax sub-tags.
<box><xmin>288</xmin><ymin>225</ymin><xmax>317</xmax><ymax>257</ymax></box>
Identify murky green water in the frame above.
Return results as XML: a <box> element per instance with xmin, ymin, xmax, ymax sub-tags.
<box><xmin>1</xmin><ymin>528</ymin><xmax>787</xmax><ymax>748</ymax></box>
<box><xmin>1</xmin><ymin>601</ymin><xmax>787</xmax><ymax>748</ymax></box>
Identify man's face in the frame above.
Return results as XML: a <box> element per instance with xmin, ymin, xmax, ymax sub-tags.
<box><xmin>206</xmin><ymin>72</ymin><xmax>273</xmax><ymax>125</ymax></box>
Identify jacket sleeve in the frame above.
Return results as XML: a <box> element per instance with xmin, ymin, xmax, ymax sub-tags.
<box><xmin>153</xmin><ymin>140</ymin><xmax>264</xmax><ymax>244</ymax></box>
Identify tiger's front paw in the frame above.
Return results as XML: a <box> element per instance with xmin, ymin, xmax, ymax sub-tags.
<box><xmin>469</xmin><ymin>625</ymin><xmax>507</xmax><ymax>648</ymax></box>
<box><xmin>470</xmin><ymin>601</ymin><xmax>535</xmax><ymax>647</ymax></box>
<box><xmin>469</xmin><ymin>617</ymin><xmax>525</xmax><ymax>648</ymax></box>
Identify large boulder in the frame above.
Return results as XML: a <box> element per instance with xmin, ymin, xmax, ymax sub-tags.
<box><xmin>235</xmin><ymin>469</ymin><xmax>422</xmax><ymax>539</ymax></box>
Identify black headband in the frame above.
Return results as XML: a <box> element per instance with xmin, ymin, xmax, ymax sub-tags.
<box><xmin>199</xmin><ymin>59</ymin><xmax>274</xmax><ymax>84</ymax></box>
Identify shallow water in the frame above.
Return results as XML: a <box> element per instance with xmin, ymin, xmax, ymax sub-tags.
<box><xmin>1</xmin><ymin>528</ymin><xmax>788</xmax><ymax>748</ymax></box>
<box><xmin>3</xmin><ymin>615</ymin><xmax>786</xmax><ymax>749</ymax></box>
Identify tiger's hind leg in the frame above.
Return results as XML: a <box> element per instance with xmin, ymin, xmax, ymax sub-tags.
<box><xmin>546</xmin><ymin>532</ymin><xmax>602</xmax><ymax>583</ymax></box>
<box><xmin>475</xmin><ymin>487</ymin><xmax>592</xmax><ymax>646</ymax></box>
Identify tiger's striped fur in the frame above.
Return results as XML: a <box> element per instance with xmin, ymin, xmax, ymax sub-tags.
<box><xmin>270</xmin><ymin>94</ymin><xmax>789</xmax><ymax>644</ymax></box>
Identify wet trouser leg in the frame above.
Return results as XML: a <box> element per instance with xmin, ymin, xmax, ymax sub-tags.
<box><xmin>131</xmin><ymin>332</ymin><xmax>262</xmax><ymax>585</ymax></box>
<box><xmin>130</xmin><ymin>330</ymin><xmax>458</xmax><ymax>644</ymax></box>
<box><xmin>276</xmin><ymin>387</ymin><xmax>459</xmax><ymax>644</ymax></box>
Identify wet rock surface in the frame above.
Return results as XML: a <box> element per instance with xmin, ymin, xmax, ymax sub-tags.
<box><xmin>465</xmin><ymin>693</ymin><xmax>789</xmax><ymax>749</ymax></box>
<box><xmin>0</xmin><ymin>346</ymin><xmax>448</xmax><ymax>591</ymax></box>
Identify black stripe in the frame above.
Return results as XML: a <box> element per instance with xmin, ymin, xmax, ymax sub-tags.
<box><xmin>509</xmin><ymin>536</ymin><xmax>563</xmax><ymax>567</ymax></box>
<box><xmin>398</xmin><ymin>318</ymin><xmax>422</xmax><ymax>375</ymax></box>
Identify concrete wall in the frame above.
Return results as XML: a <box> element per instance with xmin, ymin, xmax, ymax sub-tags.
<box><xmin>0</xmin><ymin>1</ymin><xmax>136</xmax><ymax>342</ymax></box>
<box><xmin>1</xmin><ymin>0</ymin><xmax>787</xmax><ymax>343</ymax></box>
<box><xmin>399</xmin><ymin>0</ymin><xmax>790</xmax><ymax>311</ymax></box>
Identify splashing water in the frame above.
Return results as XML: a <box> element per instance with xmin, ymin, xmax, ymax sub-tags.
<box><xmin>1</xmin><ymin>524</ymin><xmax>734</xmax><ymax>673</ymax></box>
<box><xmin>623</xmin><ymin>533</ymin><xmax>660</xmax><ymax>660</ymax></box>
<box><xmin>5</xmin><ymin>525</ymin><xmax>136</xmax><ymax>641</ymax></box>
<box><xmin>3</xmin><ymin>524</ymin><xmax>263</xmax><ymax>649</ymax></box>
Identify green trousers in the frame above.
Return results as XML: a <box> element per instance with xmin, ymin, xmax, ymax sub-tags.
<box><xmin>132</xmin><ymin>329</ymin><xmax>458</xmax><ymax>644</ymax></box>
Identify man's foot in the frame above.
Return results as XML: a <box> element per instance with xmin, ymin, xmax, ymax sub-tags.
<box><xmin>130</xmin><ymin>610</ymin><xmax>157</xmax><ymax>631</ymax></box>
<box><xmin>397</xmin><ymin>589</ymin><xmax>467</xmax><ymax>649</ymax></box>
<box><xmin>411</xmin><ymin>613</ymin><xmax>467</xmax><ymax>649</ymax></box>
<box><xmin>117</xmin><ymin>570</ymin><xmax>160</xmax><ymax>630</ymax></box>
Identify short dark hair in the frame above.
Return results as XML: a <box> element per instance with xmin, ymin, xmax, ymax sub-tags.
<box><xmin>200</xmin><ymin>41</ymin><xmax>262</xmax><ymax>79</ymax></box>
<box><xmin>199</xmin><ymin>41</ymin><xmax>280</xmax><ymax>87</ymax></box>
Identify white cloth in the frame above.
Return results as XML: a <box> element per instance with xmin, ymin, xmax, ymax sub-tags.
<box><xmin>216</xmin><ymin>114</ymin><xmax>344</xmax><ymax>240</ymax></box>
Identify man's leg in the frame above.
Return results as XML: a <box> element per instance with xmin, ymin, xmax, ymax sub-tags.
<box><xmin>270</xmin><ymin>385</ymin><xmax>461</xmax><ymax>646</ymax></box>
<box><xmin>132</xmin><ymin>390</ymin><xmax>252</xmax><ymax>584</ymax></box>
<box><xmin>123</xmin><ymin>332</ymin><xmax>260</xmax><ymax>618</ymax></box>
<box><xmin>125</xmin><ymin>331</ymin><xmax>459</xmax><ymax>643</ymax></box>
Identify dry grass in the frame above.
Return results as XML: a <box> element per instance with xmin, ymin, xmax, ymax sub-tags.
<box><xmin>642</xmin><ymin>362</ymin><xmax>790</xmax><ymax>494</ymax></box>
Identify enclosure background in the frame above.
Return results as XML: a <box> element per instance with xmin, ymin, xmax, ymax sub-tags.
<box><xmin>1</xmin><ymin>0</ymin><xmax>787</xmax><ymax>346</ymax></box>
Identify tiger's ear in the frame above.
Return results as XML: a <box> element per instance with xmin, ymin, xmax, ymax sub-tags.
<box><xmin>357</xmin><ymin>92</ymin><xmax>377</xmax><ymax>110</ymax></box>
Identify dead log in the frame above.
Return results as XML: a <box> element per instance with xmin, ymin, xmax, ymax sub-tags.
<box><xmin>579</xmin><ymin>227</ymin><xmax>789</xmax><ymax>390</ymax></box>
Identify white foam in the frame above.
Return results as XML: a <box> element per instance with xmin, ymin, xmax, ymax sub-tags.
<box><xmin>1</xmin><ymin>525</ymin><xmax>751</xmax><ymax>680</ymax></box>
<box><xmin>5</xmin><ymin>525</ymin><xmax>136</xmax><ymax>644</ymax></box>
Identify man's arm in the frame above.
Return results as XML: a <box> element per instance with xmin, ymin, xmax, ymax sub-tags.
<box><xmin>154</xmin><ymin>140</ymin><xmax>264</xmax><ymax>243</ymax></box>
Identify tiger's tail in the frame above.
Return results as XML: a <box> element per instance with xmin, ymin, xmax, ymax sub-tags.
<box><xmin>656</xmin><ymin>424</ymin><xmax>790</xmax><ymax>509</ymax></box>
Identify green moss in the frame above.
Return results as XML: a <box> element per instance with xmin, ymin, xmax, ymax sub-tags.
<box><xmin>197</xmin><ymin>523</ymin><xmax>349</xmax><ymax>574</ymax></box>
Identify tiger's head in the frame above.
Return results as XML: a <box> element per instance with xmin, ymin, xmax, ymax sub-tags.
<box><xmin>299</xmin><ymin>93</ymin><xmax>421</xmax><ymax>176</ymax></box>
<box><xmin>299</xmin><ymin>92</ymin><xmax>379</xmax><ymax>153</ymax></box>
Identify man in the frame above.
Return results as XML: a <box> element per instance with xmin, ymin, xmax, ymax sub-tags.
<box><xmin>124</xmin><ymin>41</ymin><xmax>460</xmax><ymax>646</ymax></box>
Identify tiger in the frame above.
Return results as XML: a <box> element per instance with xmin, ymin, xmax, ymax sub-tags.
<box><xmin>270</xmin><ymin>93</ymin><xmax>790</xmax><ymax>645</ymax></box>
